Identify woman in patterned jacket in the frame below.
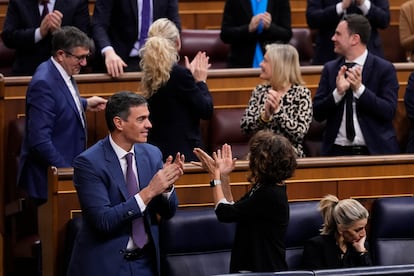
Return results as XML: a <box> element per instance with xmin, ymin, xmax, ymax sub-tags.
<box><xmin>240</xmin><ymin>43</ymin><xmax>312</xmax><ymax>157</ymax></box>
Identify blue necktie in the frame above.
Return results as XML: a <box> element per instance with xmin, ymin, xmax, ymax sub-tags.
<box><xmin>125</xmin><ymin>152</ymin><xmax>147</xmax><ymax>248</ymax></box>
<box><xmin>139</xmin><ymin>0</ymin><xmax>151</xmax><ymax>47</ymax></box>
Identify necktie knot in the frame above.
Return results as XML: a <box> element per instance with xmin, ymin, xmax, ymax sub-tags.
<box><xmin>344</xmin><ymin>62</ymin><xmax>357</xmax><ymax>69</ymax></box>
<box><xmin>40</xmin><ymin>0</ymin><xmax>49</xmax><ymax>19</ymax></box>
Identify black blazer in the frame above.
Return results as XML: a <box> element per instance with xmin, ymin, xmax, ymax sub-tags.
<box><xmin>147</xmin><ymin>64</ymin><xmax>213</xmax><ymax>162</ymax></box>
<box><xmin>220</xmin><ymin>0</ymin><xmax>292</xmax><ymax>68</ymax></box>
<box><xmin>2</xmin><ymin>0</ymin><xmax>90</xmax><ymax>76</ymax></box>
<box><xmin>302</xmin><ymin>234</ymin><xmax>372</xmax><ymax>270</ymax></box>
<box><xmin>313</xmin><ymin>53</ymin><xmax>400</xmax><ymax>155</ymax></box>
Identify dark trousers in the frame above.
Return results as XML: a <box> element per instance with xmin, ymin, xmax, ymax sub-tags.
<box><xmin>329</xmin><ymin>144</ymin><xmax>370</xmax><ymax>156</ymax></box>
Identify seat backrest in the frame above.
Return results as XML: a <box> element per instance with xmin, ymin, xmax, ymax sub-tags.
<box><xmin>208</xmin><ymin>108</ymin><xmax>251</xmax><ymax>160</ymax></box>
<box><xmin>288</xmin><ymin>28</ymin><xmax>314</xmax><ymax>66</ymax></box>
<box><xmin>0</xmin><ymin>36</ymin><xmax>16</xmax><ymax>76</ymax></box>
<box><xmin>159</xmin><ymin>208</ymin><xmax>236</xmax><ymax>276</ymax></box>
<box><xmin>213</xmin><ymin>272</ymin><xmax>314</xmax><ymax>276</ymax></box>
<box><xmin>303</xmin><ymin>119</ymin><xmax>326</xmax><ymax>157</ymax></box>
<box><xmin>313</xmin><ymin>264</ymin><xmax>414</xmax><ymax>275</ymax></box>
<box><xmin>370</xmin><ymin>196</ymin><xmax>414</xmax><ymax>266</ymax></box>
<box><xmin>179</xmin><ymin>29</ymin><xmax>230</xmax><ymax>69</ymax></box>
<box><xmin>5</xmin><ymin>117</ymin><xmax>26</xmax><ymax>202</ymax></box>
<box><xmin>285</xmin><ymin>201</ymin><xmax>322</xmax><ymax>270</ymax></box>
<box><xmin>64</xmin><ymin>216</ymin><xmax>83</xmax><ymax>273</ymax></box>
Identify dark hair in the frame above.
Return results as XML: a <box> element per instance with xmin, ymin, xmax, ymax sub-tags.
<box><xmin>343</xmin><ymin>14</ymin><xmax>371</xmax><ymax>45</ymax></box>
<box><xmin>247</xmin><ymin>130</ymin><xmax>297</xmax><ymax>185</ymax></box>
<box><xmin>105</xmin><ymin>91</ymin><xmax>148</xmax><ymax>132</ymax></box>
<box><xmin>51</xmin><ymin>26</ymin><xmax>94</xmax><ymax>56</ymax></box>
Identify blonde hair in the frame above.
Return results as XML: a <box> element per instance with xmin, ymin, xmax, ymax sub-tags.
<box><xmin>139</xmin><ymin>18</ymin><xmax>180</xmax><ymax>98</ymax></box>
<box><xmin>319</xmin><ymin>195</ymin><xmax>369</xmax><ymax>235</ymax></box>
<box><xmin>265</xmin><ymin>43</ymin><xmax>304</xmax><ymax>88</ymax></box>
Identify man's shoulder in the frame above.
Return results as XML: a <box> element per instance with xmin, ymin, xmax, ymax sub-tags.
<box><xmin>367</xmin><ymin>53</ymin><xmax>395</xmax><ymax>72</ymax></box>
<box><xmin>134</xmin><ymin>143</ymin><xmax>161</xmax><ymax>155</ymax></box>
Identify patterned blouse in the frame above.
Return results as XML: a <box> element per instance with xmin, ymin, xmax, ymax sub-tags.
<box><xmin>240</xmin><ymin>84</ymin><xmax>313</xmax><ymax>157</ymax></box>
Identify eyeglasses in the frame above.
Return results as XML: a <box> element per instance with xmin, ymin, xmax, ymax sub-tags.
<box><xmin>63</xmin><ymin>50</ymin><xmax>90</xmax><ymax>62</ymax></box>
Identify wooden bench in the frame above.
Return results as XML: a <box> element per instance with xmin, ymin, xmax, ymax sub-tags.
<box><xmin>40</xmin><ymin>154</ymin><xmax>414</xmax><ymax>275</ymax></box>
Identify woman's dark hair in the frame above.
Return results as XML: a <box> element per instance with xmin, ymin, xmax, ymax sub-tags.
<box><xmin>247</xmin><ymin>130</ymin><xmax>297</xmax><ymax>185</ymax></box>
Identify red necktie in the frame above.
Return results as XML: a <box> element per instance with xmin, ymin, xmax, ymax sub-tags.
<box><xmin>125</xmin><ymin>153</ymin><xmax>147</xmax><ymax>248</ymax></box>
<box><xmin>41</xmin><ymin>0</ymin><xmax>49</xmax><ymax>20</ymax></box>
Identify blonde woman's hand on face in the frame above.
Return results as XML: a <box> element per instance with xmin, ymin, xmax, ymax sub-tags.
<box><xmin>352</xmin><ymin>234</ymin><xmax>367</xmax><ymax>253</ymax></box>
<box><xmin>104</xmin><ymin>49</ymin><xmax>127</xmax><ymax>78</ymax></box>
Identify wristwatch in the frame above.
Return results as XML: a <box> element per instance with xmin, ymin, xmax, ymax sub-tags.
<box><xmin>209</xmin><ymin>179</ymin><xmax>222</xmax><ymax>187</ymax></box>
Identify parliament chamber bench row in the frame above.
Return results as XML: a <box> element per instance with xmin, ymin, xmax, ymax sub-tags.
<box><xmin>2</xmin><ymin>62</ymin><xmax>414</xmax><ymax>274</ymax></box>
<box><xmin>0</xmin><ymin>27</ymin><xmax>314</xmax><ymax>76</ymax></box>
<box><xmin>32</xmin><ymin>130</ymin><xmax>414</xmax><ymax>276</ymax></box>
<box><xmin>50</xmin><ymin>184</ymin><xmax>414</xmax><ymax>275</ymax></box>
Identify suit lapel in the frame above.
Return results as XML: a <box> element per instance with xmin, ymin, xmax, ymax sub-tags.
<box><xmin>103</xmin><ymin>137</ymin><xmax>130</xmax><ymax>200</ymax></box>
<box><xmin>240</xmin><ymin>0</ymin><xmax>253</xmax><ymax>18</ymax></box>
<box><xmin>130</xmin><ymin>0</ymin><xmax>138</xmax><ymax>26</ymax></box>
<box><xmin>134</xmin><ymin>145</ymin><xmax>151</xmax><ymax>190</ymax></box>
<box><xmin>49</xmin><ymin>60</ymin><xmax>85</xmax><ymax>128</ymax></box>
<box><xmin>361</xmin><ymin>53</ymin><xmax>374</xmax><ymax>84</ymax></box>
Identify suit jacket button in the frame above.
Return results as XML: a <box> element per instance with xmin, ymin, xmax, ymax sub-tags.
<box><xmin>127</xmin><ymin>211</ymin><xmax>134</xmax><ymax>216</ymax></box>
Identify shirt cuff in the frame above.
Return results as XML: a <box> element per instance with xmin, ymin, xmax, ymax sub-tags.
<box><xmin>101</xmin><ymin>46</ymin><xmax>114</xmax><ymax>56</ymax></box>
<box><xmin>354</xmin><ymin>84</ymin><xmax>365</xmax><ymax>98</ymax></box>
<box><xmin>358</xmin><ymin>0</ymin><xmax>371</xmax><ymax>15</ymax></box>
<box><xmin>134</xmin><ymin>193</ymin><xmax>147</xmax><ymax>213</ymax></box>
<box><xmin>333</xmin><ymin>88</ymin><xmax>344</xmax><ymax>104</ymax></box>
<box><xmin>214</xmin><ymin>198</ymin><xmax>234</xmax><ymax>209</ymax></box>
<box><xmin>162</xmin><ymin>185</ymin><xmax>175</xmax><ymax>199</ymax></box>
<box><xmin>34</xmin><ymin>28</ymin><xmax>42</xmax><ymax>43</ymax></box>
<box><xmin>336</xmin><ymin>2</ymin><xmax>344</xmax><ymax>15</ymax></box>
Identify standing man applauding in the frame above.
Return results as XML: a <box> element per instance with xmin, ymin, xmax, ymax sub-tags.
<box><xmin>313</xmin><ymin>14</ymin><xmax>399</xmax><ymax>156</ymax></box>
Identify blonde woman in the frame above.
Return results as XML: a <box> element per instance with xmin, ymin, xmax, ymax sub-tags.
<box><xmin>302</xmin><ymin>195</ymin><xmax>372</xmax><ymax>269</ymax></box>
<box><xmin>240</xmin><ymin>43</ymin><xmax>312</xmax><ymax>157</ymax></box>
<box><xmin>140</xmin><ymin>18</ymin><xmax>213</xmax><ymax>161</ymax></box>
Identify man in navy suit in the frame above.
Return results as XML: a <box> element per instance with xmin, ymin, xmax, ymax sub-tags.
<box><xmin>313</xmin><ymin>14</ymin><xmax>400</xmax><ymax>156</ymax></box>
<box><xmin>17</xmin><ymin>26</ymin><xmax>107</xmax><ymax>204</ymax></box>
<box><xmin>92</xmin><ymin>0</ymin><xmax>181</xmax><ymax>77</ymax></box>
<box><xmin>67</xmin><ymin>91</ymin><xmax>184</xmax><ymax>276</ymax></box>
<box><xmin>306</xmin><ymin>0</ymin><xmax>390</xmax><ymax>65</ymax></box>
<box><xmin>2</xmin><ymin>0</ymin><xmax>91</xmax><ymax>76</ymax></box>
